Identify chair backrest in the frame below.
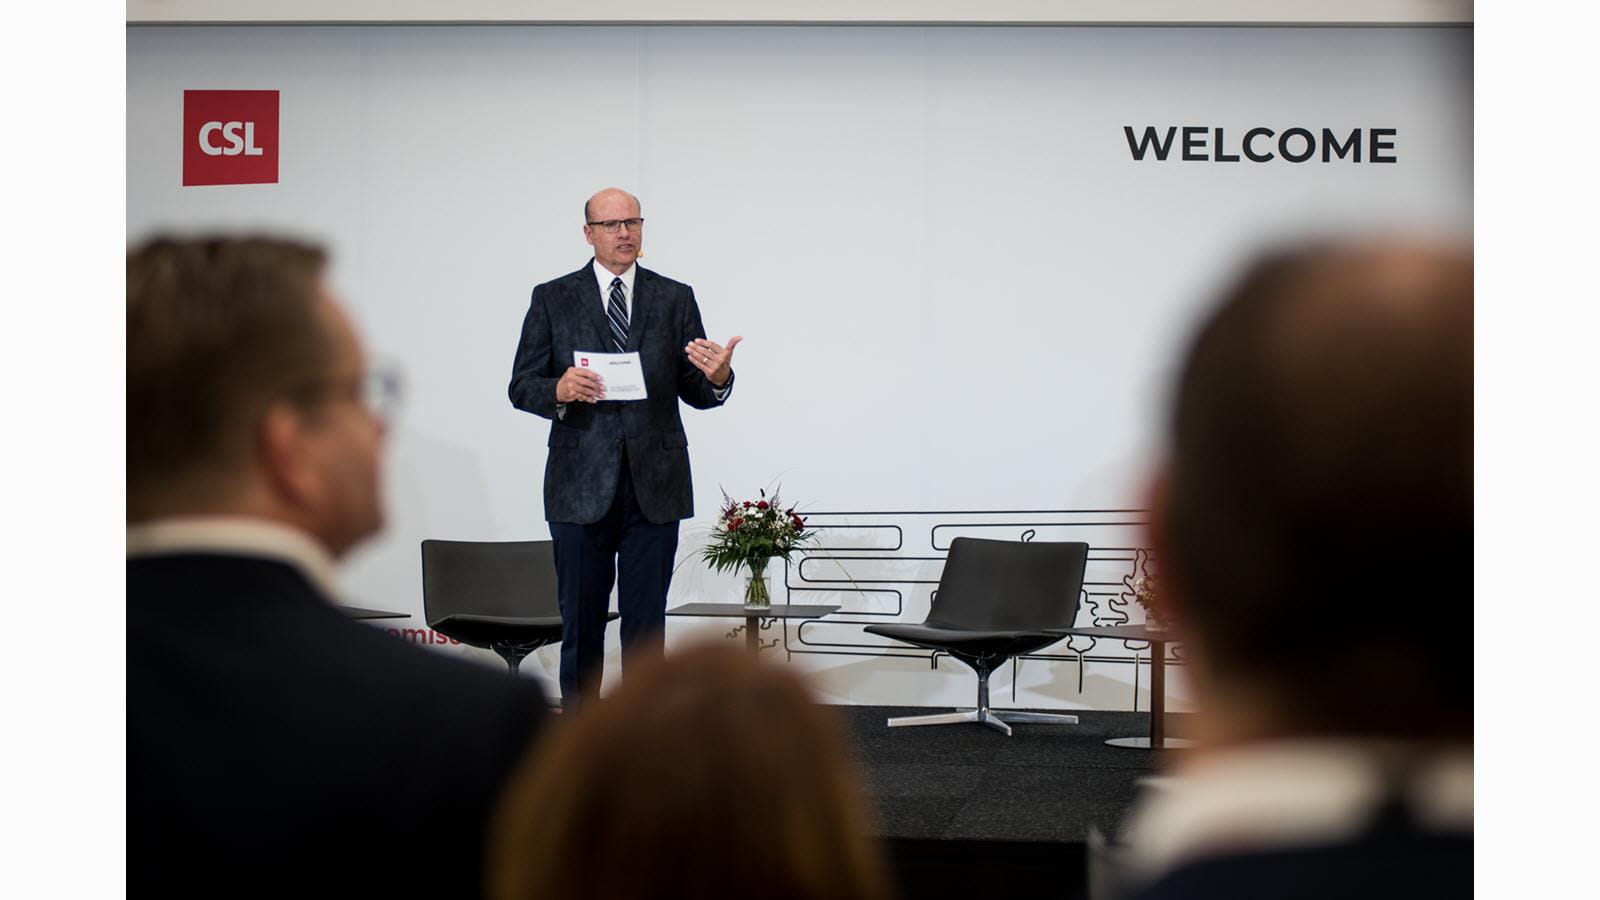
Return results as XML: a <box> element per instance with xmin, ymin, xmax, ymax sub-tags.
<box><xmin>924</xmin><ymin>537</ymin><xmax>1089</xmax><ymax>631</ymax></box>
<box><xmin>419</xmin><ymin>539</ymin><xmax>561</xmax><ymax>626</ymax></box>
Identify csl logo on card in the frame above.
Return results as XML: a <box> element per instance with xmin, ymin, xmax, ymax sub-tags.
<box><xmin>183</xmin><ymin>90</ymin><xmax>279</xmax><ymax>186</ymax></box>
<box><xmin>579</xmin><ymin>357</ymin><xmax>590</xmax><ymax>367</ymax></box>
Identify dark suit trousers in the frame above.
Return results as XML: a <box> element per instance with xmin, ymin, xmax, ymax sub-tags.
<box><xmin>550</xmin><ymin>452</ymin><xmax>678</xmax><ymax>703</ymax></box>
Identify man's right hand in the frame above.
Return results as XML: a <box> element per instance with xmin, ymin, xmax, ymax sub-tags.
<box><xmin>556</xmin><ymin>366</ymin><xmax>605</xmax><ymax>404</ymax></box>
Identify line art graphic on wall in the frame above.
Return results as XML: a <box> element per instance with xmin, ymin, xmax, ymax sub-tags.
<box><xmin>750</xmin><ymin>509</ymin><xmax>1183</xmax><ymax>708</ymax></box>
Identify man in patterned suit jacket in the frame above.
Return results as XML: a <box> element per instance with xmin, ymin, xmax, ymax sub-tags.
<box><xmin>509</xmin><ymin>187</ymin><xmax>740</xmax><ymax>705</ymax></box>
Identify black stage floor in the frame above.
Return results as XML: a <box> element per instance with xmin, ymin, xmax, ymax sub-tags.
<box><xmin>839</xmin><ymin>706</ymin><xmax>1192</xmax><ymax>899</ymax></box>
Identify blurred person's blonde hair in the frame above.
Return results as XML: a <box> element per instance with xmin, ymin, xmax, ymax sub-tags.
<box><xmin>487</xmin><ymin>642</ymin><xmax>892</xmax><ymax>900</ymax></box>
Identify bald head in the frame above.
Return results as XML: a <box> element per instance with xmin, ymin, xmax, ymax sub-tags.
<box><xmin>1156</xmin><ymin>239</ymin><xmax>1472</xmax><ymax>739</ymax></box>
<box><xmin>583</xmin><ymin>188</ymin><xmax>640</xmax><ymax>224</ymax></box>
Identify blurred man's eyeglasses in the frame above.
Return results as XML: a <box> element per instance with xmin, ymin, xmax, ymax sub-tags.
<box><xmin>288</xmin><ymin>363</ymin><xmax>405</xmax><ymax>424</ymax></box>
<box><xmin>586</xmin><ymin>217</ymin><xmax>644</xmax><ymax>234</ymax></box>
<box><xmin>358</xmin><ymin>365</ymin><xmax>405</xmax><ymax>423</ymax></box>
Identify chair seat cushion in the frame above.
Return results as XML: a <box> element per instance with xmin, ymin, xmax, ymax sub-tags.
<box><xmin>429</xmin><ymin>614</ymin><xmax>555</xmax><ymax>649</ymax></box>
<box><xmin>443</xmin><ymin>612</ymin><xmax>564</xmax><ymax>629</ymax></box>
<box><xmin>429</xmin><ymin>611</ymin><xmax>621</xmax><ymax>650</ymax></box>
<box><xmin>864</xmin><ymin>623</ymin><xmax>1065</xmax><ymax>658</ymax></box>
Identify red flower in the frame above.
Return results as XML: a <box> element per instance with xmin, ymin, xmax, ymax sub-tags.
<box><xmin>743</xmin><ymin>501</ymin><xmax>752</xmax><ymax>508</ymax></box>
<box><xmin>757</xmin><ymin>501</ymin><xmax>769</xmax><ymax>510</ymax></box>
<box><xmin>729</xmin><ymin>517</ymin><xmax>744</xmax><ymax>530</ymax></box>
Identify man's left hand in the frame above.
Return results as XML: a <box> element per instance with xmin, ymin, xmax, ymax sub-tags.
<box><xmin>686</xmin><ymin>335</ymin><xmax>742</xmax><ymax>387</ymax></box>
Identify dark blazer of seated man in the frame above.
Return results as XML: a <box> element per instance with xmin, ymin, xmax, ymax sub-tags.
<box><xmin>126</xmin><ymin>236</ymin><xmax>547</xmax><ymax>897</ymax></box>
<box><xmin>1116</xmin><ymin>241</ymin><xmax>1473</xmax><ymax>900</ymax></box>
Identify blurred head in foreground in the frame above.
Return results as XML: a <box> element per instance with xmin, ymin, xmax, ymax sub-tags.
<box><xmin>1147</xmin><ymin>238</ymin><xmax>1472</xmax><ymax>746</ymax></box>
<box><xmin>127</xmin><ymin>235</ymin><xmax>386</xmax><ymax>557</ymax></box>
<box><xmin>488</xmin><ymin>642</ymin><xmax>891</xmax><ymax>900</ymax></box>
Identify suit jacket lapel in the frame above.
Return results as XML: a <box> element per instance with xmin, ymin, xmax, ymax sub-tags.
<box><xmin>574</xmin><ymin>260</ymin><xmax>614</xmax><ymax>351</ymax></box>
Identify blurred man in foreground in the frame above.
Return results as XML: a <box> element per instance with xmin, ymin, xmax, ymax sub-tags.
<box><xmin>127</xmin><ymin>236</ymin><xmax>546</xmax><ymax>896</ymax></box>
<box><xmin>1121</xmin><ymin>240</ymin><xmax>1473</xmax><ymax>898</ymax></box>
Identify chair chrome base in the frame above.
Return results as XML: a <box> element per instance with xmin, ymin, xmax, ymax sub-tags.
<box><xmin>887</xmin><ymin>708</ymin><xmax>1080</xmax><ymax>736</ymax></box>
<box><xmin>884</xmin><ymin>657</ymin><xmax>1079</xmax><ymax>736</ymax></box>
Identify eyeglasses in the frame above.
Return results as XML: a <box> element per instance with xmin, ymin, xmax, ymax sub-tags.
<box><xmin>585</xmin><ymin>217</ymin><xmax>645</xmax><ymax>234</ymax></box>
<box><xmin>358</xmin><ymin>365</ymin><xmax>406</xmax><ymax>423</ymax></box>
<box><xmin>288</xmin><ymin>362</ymin><xmax>406</xmax><ymax>424</ymax></box>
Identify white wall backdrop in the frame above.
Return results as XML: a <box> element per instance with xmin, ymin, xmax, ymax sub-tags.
<box><xmin>127</xmin><ymin>24</ymin><xmax>1471</xmax><ymax>709</ymax></box>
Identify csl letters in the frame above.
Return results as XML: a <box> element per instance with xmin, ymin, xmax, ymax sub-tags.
<box><xmin>198</xmin><ymin>120</ymin><xmax>265</xmax><ymax>157</ymax></box>
<box><xmin>1126</xmin><ymin>126</ymin><xmax>1397</xmax><ymax>164</ymax></box>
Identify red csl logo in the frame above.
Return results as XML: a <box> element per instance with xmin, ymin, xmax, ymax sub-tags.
<box><xmin>579</xmin><ymin>358</ymin><xmax>590</xmax><ymax>366</ymax></box>
<box><xmin>183</xmin><ymin>90</ymin><xmax>279</xmax><ymax>186</ymax></box>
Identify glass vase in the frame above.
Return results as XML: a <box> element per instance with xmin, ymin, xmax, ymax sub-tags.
<box><xmin>743</xmin><ymin>558</ymin><xmax>772</xmax><ymax>611</ymax></box>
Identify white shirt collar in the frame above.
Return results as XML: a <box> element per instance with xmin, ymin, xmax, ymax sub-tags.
<box><xmin>1120</xmin><ymin>738</ymin><xmax>1472</xmax><ymax>881</ymax></box>
<box><xmin>592</xmin><ymin>259</ymin><xmax>636</xmax><ymax>304</ymax></box>
<box><xmin>126</xmin><ymin>516</ymin><xmax>344</xmax><ymax>602</ymax></box>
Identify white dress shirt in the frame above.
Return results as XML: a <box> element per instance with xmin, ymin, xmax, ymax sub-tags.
<box><xmin>592</xmin><ymin>258</ymin><xmax>636</xmax><ymax>323</ymax></box>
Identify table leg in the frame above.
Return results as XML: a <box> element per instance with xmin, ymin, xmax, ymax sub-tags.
<box><xmin>1106</xmin><ymin>637</ymin><xmax>1193</xmax><ymax>750</ymax></box>
<box><xmin>746</xmin><ymin>614</ymin><xmax>758</xmax><ymax>652</ymax></box>
<box><xmin>1150</xmin><ymin>639</ymin><xmax>1165</xmax><ymax>748</ymax></box>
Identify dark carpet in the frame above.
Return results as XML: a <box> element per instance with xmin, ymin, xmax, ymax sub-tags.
<box><xmin>838</xmin><ymin>706</ymin><xmax>1192</xmax><ymax>899</ymax></box>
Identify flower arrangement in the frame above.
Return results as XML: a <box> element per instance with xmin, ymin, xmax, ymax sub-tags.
<box><xmin>1131</xmin><ymin>572</ymin><xmax>1170</xmax><ymax>631</ymax></box>
<box><xmin>702</xmin><ymin>488</ymin><xmax>815</xmax><ymax>609</ymax></box>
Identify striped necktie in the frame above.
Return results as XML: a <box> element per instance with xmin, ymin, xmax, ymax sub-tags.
<box><xmin>606</xmin><ymin>277</ymin><xmax>629</xmax><ymax>352</ymax></box>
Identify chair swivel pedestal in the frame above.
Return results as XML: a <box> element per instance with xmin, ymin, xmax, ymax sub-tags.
<box><xmin>886</xmin><ymin>651</ymin><xmax>1079</xmax><ymax>736</ymax></box>
<box><xmin>424</xmin><ymin>613</ymin><xmax>594</xmax><ymax>675</ymax></box>
<box><xmin>494</xmin><ymin>641</ymin><xmax>540</xmax><ymax>674</ymax></box>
